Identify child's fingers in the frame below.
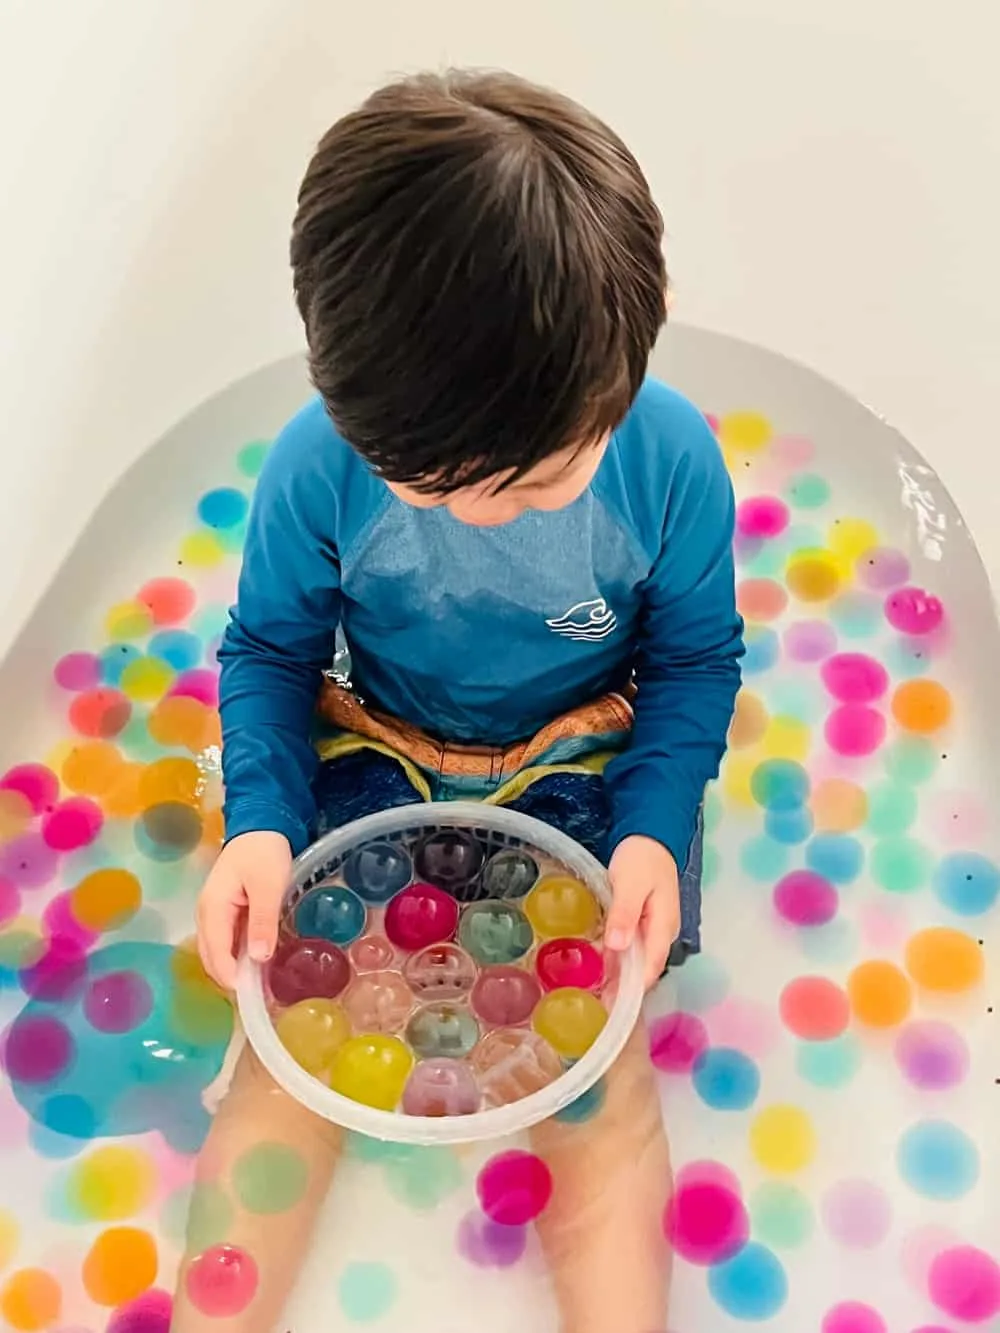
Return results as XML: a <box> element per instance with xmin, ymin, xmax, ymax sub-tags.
<box><xmin>245</xmin><ymin>870</ymin><xmax>285</xmax><ymax>964</ymax></box>
<box><xmin>605</xmin><ymin>875</ymin><xmax>647</xmax><ymax>952</ymax></box>
<box><xmin>640</xmin><ymin>887</ymin><xmax>678</xmax><ymax>989</ymax></box>
<box><xmin>197</xmin><ymin>881</ymin><xmax>243</xmax><ymax>991</ymax></box>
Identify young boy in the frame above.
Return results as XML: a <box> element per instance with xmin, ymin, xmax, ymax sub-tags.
<box><xmin>188</xmin><ymin>69</ymin><xmax>742</xmax><ymax>1333</ymax></box>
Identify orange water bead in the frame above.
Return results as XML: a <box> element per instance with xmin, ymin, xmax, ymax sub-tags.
<box><xmin>729</xmin><ymin>692</ymin><xmax>768</xmax><ymax>749</ymax></box>
<box><xmin>61</xmin><ymin>741</ymin><xmax>125</xmax><ymax>797</ymax></box>
<box><xmin>201</xmin><ymin>806</ymin><xmax>226</xmax><ymax>850</ymax></box>
<box><xmin>82</xmin><ymin>1226</ymin><xmax>158</xmax><ymax>1305</ymax></box>
<box><xmin>847</xmin><ymin>959</ymin><xmax>912</xmax><ymax>1028</ymax></box>
<box><xmin>0</xmin><ymin>789</ymin><xmax>33</xmax><ymax>841</ymax></box>
<box><xmin>72</xmin><ymin>868</ymin><xmax>141</xmax><ymax>931</ymax></box>
<box><xmin>149</xmin><ymin>696</ymin><xmax>220</xmax><ymax>753</ymax></box>
<box><xmin>737</xmin><ymin>579</ymin><xmax>788</xmax><ymax>623</ymax></box>
<box><xmin>0</xmin><ymin>1269</ymin><xmax>62</xmax><ymax>1331</ymax></box>
<box><xmin>138</xmin><ymin>757</ymin><xmax>202</xmax><ymax>810</ymax></box>
<box><xmin>100</xmin><ymin>762</ymin><xmax>146</xmax><ymax>817</ymax></box>
<box><xmin>809</xmin><ymin>778</ymin><xmax>868</xmax><ymax>832</ymax></box>
<box><xmin>905</xmin><ymin>927</ymin><xmax>984</xmax><ymax>993</ymax></box>
<box><xmin>891</xmin><ymin>680</ymin><xmax>953</xmax><ymax>734</ymax></box>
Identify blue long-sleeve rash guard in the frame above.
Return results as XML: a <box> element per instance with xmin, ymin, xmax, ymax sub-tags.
<box><xmin>219</xmin><ymin>377</ymin><xmax>744</xmax><ymax>868</ymax></box>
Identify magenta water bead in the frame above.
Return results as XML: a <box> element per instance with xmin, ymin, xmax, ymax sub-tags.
<box><xmin>471</xmin><ymin>966</ymin><xmax>542</xmax><ymax>1026</ymax></box>
<box><xmin>885</xmin><ymin>586</ymin><xmax>944</xmax><ymax>636</ymax></box>
<box><xmin>267</xmin><ymin>936</ymin><xmax>351</xmax><ymax>1004</ymax></box>
<box><xmin>736</xmin><ymin>495</ymin><xmax>789</xmax><ymax>540</ymax></box>
<box><xmin>535</xmin><ymin>938</ymin><xmax>604</xmax><ymax>992</ymax></box>
<box><xmin>384</xmin><ymin>882</ymin><xmax>460</xmax><ymax>951</ymax></box>
<box><xmin>402</xmin><ymin>1058</ymin><xmax>481</xmax><ymax>1116</ymax></box>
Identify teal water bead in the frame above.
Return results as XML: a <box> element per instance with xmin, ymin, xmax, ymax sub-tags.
<box><xmin>458</xmin><ymin>900</ymin><xmax>534</xmax><ymax>966</ymax></box>
<box><xmin>865</xmin><ymin>782</ymin><xmax>918</xmax><ymax>837</ymax></box>
<box><xmin>750</xmin><ymin>759</ymin><xmax>809</xmax><ymax>813</ymax></box>
<box><xmin>785</xmin><ymin>473</ymin><xmax>830</xmax><ymax>510</ymax></box>
<box><xmin>406</xmin><ymin>1002</ymin><xmax>480</xmax><ymax>1059</ymax></box>
<box><xmin>294</xmin><ymin>885</ymin><xmax>368</xmax><ymax>946</ymax></box>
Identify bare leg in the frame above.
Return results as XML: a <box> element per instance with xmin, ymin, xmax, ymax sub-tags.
<box><xmin>530</xmin><ymin>1023</ymin><xmax>672</xmax><ymax>1333</ymax></box>
<box><xmin>171</xmin><ymin>1047</ymin><xmax>343</xmax><ymax>1332</ymax></box>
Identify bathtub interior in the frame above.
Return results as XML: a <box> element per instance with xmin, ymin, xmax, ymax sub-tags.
<box><xmin>0</xmin><ymin>324</ymin><xmax>996</xmax><ymax>1333</ymax></box>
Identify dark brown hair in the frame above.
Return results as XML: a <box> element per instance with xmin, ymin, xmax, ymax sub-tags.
<box><xmin>291</xmin><ymin>70</ymin><xmax>667</xmax><ymax>492</ymax></box>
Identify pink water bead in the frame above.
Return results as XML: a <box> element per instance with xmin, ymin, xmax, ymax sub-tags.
<box><xmin>535</xmin><ymin>937</ymin><xmax>604</xmax><ymax>992</ymax></box>
<box><xmin>736</xmin><ymin>496</ymin><xmax>790</xmax><ymax>540</ymax></box>
<box><xmin>663</xmin><ymin>1176</ymin><xmax>749</xmax><ymax>1265</ymax></box>
<box><xmin>471</xmin><ymin>966</ymin><xmax>542</xmax><ymax>1026</ymax></box>
<box><xmin>774</xmin><ymin>870</ymin><xmax>838</xmax><ymax>927</ymax></box>
<box><xmin>928</xmin><ymin>1245</ymin><xmax>1000</xmax><ymax>1323</ymax></box>
<box><xmin>477</xmin><ymin>1150</ymin><xmax>553</xmax><ymax>1225</ymax></box>
<box><xmin>885</xmin><ymin>587</ymin><xmax>945</xmax><ymax>636</ymax></box>
<box><xmin>821</xmin><ymin>653</ymin><xmax>889</xmax><ymax>705</ymax></box>
<box><xmin>825</xmin><ymin>705</ymin><xmax>886</xmax><ymax>757</ymax></box>
<box><xmin>384</xmin><ymin>882</ymin><xmax>459</xmax><ymax>951</ymax></box>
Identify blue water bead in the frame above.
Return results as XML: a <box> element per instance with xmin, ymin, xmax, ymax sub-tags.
<box><xmin>805</xmin><ymin>834</ymin><xmax>864</xmax><ymax>884</ymax></box>
<box><xmin>933</xmin><ymin>852</ymin><xmax>1000</xmax><ymax>917</ymax></box>
<box><xmin>708</xmin><ymin>1243</ymin><xmax>788</xmax><ymax>1320</ymax></box>
<box><xmin>750</xmin><ymin>759</ymin><xmax>809</xmax><ymax>813</ymax></box>
<box><xmin>743</xmin><ymin>627</ymin><xmax>780</xmax><ymax>676</ymax></box>
<box><xmin>294</xmin><ymin>885</ymin><xmax>368</xmax><ymax>945</ymax></box>
<box><xmin>692</xmin><ymin>1047</ymin><xmax>761</xmax><ymax>1111</ymax></box>
<box><xmin>344</xmin><ymin>842</ymin><xmax>413</xmax><ymax>904</ymax></box>
<box><xmin>897</xmin><ymin>1120</ymin><xmax>979</xmax><ymax>1200</ymax></box>
<box><xmin>765</xmin><ymin>806</ymin><xmax>814</xmax><ymax>845</ymax></box>
<box><xmin>740</xmin><ymin>836</ymin><xmax>790</xmax><ymax>883</ymax></box>
<box><xmin>149</xmin><ymin>629</ymin><xmax>202</xmax><ymax>672</ymax></box>
<box><xmin>100</xmin><ymin>642</ymin><xmax>142</xmax><ymax>685</ymax></box>
<box><xmin>197</xmin><ymin>487</ymin><xmax>249</xmax><ymax>530</ymax></box>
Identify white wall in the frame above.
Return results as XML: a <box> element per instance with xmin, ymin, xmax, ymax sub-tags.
<box><xmin>1</xmin><ymin>0</ymin><xmax>998</xmax><ymax>655</ymax></box>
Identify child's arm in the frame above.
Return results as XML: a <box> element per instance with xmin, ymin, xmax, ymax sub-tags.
<box><xmin>199</xmin><ymin>421</ymin><xmax>342</xmax><ymax>986</ymax></box>
<box><xmin>604</xmin><ymin>425</ymin><xmax>743</xmax><ymax>976</ymax></box>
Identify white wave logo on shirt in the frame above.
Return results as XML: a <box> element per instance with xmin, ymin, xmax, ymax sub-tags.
<box><xmin>545</xmin><ymin>598</ymin><xmax>618</xmax><ymax>642</ymax></box>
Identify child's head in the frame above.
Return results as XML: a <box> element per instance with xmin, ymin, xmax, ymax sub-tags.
<box><xmin>292</xmin><ymin>70</ymin><xmax>666</xmax><ymax>525</ymax></box>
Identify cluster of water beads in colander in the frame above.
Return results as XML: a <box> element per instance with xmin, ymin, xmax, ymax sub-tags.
<box><xmin>263</xmin><ymin>828</ymin><xmax>613</xmax><ymax>1116</ymax></box>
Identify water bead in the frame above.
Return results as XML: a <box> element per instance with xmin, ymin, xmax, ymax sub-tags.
<box><xmin>742</xmin><ymin>625</ymin><xmax>781</xmax><ymax>674</ymax></box>
<box><xmin>894</xmin><ymin>1021</ymin><xmax>969</xmax><ymax>1091</ymax></box>
<box><xmin>342</xmin><ymin>971</ymin><xmax>414</xmax><ymax>1034</ymax></box>
<box><xmin>805</xmin><ymin>834</ymin><xmax>865</xmax><ymax>884</ymax></box>
<box><xmin>185</xmin><ymin>1244</ymin><xmax>259</xmax><ymax>1318</ymax></box>
<box><xmin>83</xmin><ymin>971</ymin><xmax>154</xmax><ymax>1034</ymax></box>
<box><xmin>402</xmin><ymin>1059</ymin><xmax>481</xmax><ymax>1117</ymax></box>
<box><xmin>708</xmin><ymin>1242</ymin><xmax>788</xmax><ymax>1321</ymax></box>
<box><xmin>664</xmin><ymin>1176</ymin><xmax>749</xmax><ymax>1265</ymax></box>
<box><xmin>779</xmin><ymin>976</ymin><xmax>850</xmax><ymax>1041</ymax></box>
<box><xmin>383</xmin><ymin>882</ymin><xmax>459</xmax><ymax>951</ymax></box>
<box><xmin>532</xmin><ymin>987</ymin><xmax>607</xmax><ymax>1059</ymax></box>
<box><xmin>406</xmin><ymin>1002</ymin><xmax>480</xmax><ymax>1059</ymax></box>
<box><xmin>413</xmin><ymin>830</ymin><xmax>484</xmax><ymax>898</ymax></box>
<box><xmin>471</xmin><ymin>1028</ymin><xmax>563</xmax><ymax>1107</ymax></box>
<box><xmin>275</xmin><ymin>998</ymin><xmax>350</xmax><ymax>1076</ymax></box>
<box><xmin>786</xmin><ymin>473</ymin><xmax>830</xmax><ymax>508</ymax></box>
<box><xmin>905</xmin><ymin>927</ymin><xmax>983</xmax><ymax>992</ymax></box>
<box><xmin>266</xmin><ymin>937</ymin><xmax>351</xmax><ymax>1005</ymax></box>
<box><xmin>403</xmin><ymin>942</ymin><xmax>478</xmax><ymax>999</ymax></box>
<box><xmin>897</xmin><ymin>1120</ymin><xmax>979</xmax><ymax>1201</ymax></box>
<box><xmin>765</xmin><ymin>806</ymin><xmax>814</xmax><ymax>845</ymax></box>
<box><xmin>349</xmin><ymin>934</ymin><xmax>396</xmax><ymax>972</ymax></box>
<box><xmin>786</xmin><ymin>550</ymin><xmax>842</xmax><ymax>602</ymax></box>
<box><xmin>477</xmin><ymin>1150</ymin><xmax>554</xmax><ymax>1226</ymax></box>
<box><xmin>859</xmin><ymin>546</ymin><xmax>910</xmax><ymax>590</ymax></box>
<box><xmin>773</xmin><ymin>871</ymin><xmax>838</xmax><ymax>927</ymax></box>
<box><xmin>524</xmin><ymin>876</ymin><xmax>601</xmax><ymax>940</ymax></box>
<box><xmin>293</xmin><ymin>885</ymin><xmax>367</xmax><ymax>946</ymax></box>
<box><xmin>847</xmin><ymin>960</ymin><xmax>912</xmax><ymax>1028</ymax></box>
<box><xmin>891</xmin><ymin>680</ymin><xmax>952</xmax><ymax>733</ymax></box>
<box><xmin>737</xmin><ymin>578</ymin><xmax>788</xmax><ymax>622</ymax></box>
<box><xmin>825</xmin><ymin>705</ymin><xmax>886</xmax><ymax>757</ymax></box>
<box><xmin>458</xmin><ymin>900</ymin><xmax>534</xmax><ymax>965</ymax></box>
<box><xmin>884</xmin><ymin>587</ymin><xmax>944</xmax><ymax>635</ymax></box>
<box><xmin>344</xmin><ymin>842</ymin><xmax>412</xmax><ymax>904</ymax></box>
<box><xmin>736</xmin><ymin>496</ymin><xmax>790</xmax><ymax>539</ymax></box>
<box><xmin>865</xmin><ymin>783</ymin><xmax>918</xmax><ymax>837</ymax></box>
<box><xmin>750</xmin><ymin>759</ymin><xmax>809</xmax><ymax>812</ymax></box>
<box><xmin>535</xmin><ymin>938</ymin><xmax>604</xmax><ymax>992</ymax></box>
<box><xmin>928</xmin><ymin>1246</ymin><xmax>1000</xmax><ymax>1323</ymax></box>
<box><xmin>481</xmin><ymin>849</ymin><xmax>538</xmax><ymax>899</ymax></box>
<box><xmin>821</xmin><ymin>653</ymin><xmax>888</xmax><ymax>704</ymax></box>
<box><xmin>784</xmin><ymin>620</ymin><xmax>837</xmax><ymax>663</ymax></box>
<box><xmin>933</xmin><ymin>850</ymin><xmax>1000</xmax><ymax>916</ymax></box>
<box><xmin>470</xmin><ymin>966</ymin><xmax>542</xmax><ymax>1026</ymax></box>
<box><xmin>329</xmin><ymin>1034</ymin><xmax>414</xmax><ymax>1110</ymax></box>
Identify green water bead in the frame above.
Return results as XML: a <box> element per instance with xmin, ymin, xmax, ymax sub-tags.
<box><xmin>794</xmin><ymin>1034</ymin><xmax>862</xmax><ymax>1089</ymax></box>
<box><xmin>785</xmin><ymin>473</ymin><xmax>831</xmax><ymax>510</ymax></box>
<box><xmin>740</xmin><ymin>835</ymin><xmax>790</xmax><ymax>883</ymax></box>
<box><xmin>883</xmin><ymin>735</ymin><xmax>940</xmax><ymax>785</ymax></box>
<box><xmin>237</xmin><ymin>439</ymin><xmax>271</xmax><ymax>477</ymax></box>
<box><xmin>750</xmin><ymin>1182</ymin><xmax>815</xmax><ymax>1249</ymax></box>
<box><xmin>870</xmin><ymin>836</ymin><xmax>932</xmax><ymax>894</ymax></box>
<box><xmin>185</xmin><ymin>1182</ymin><xmax>234</xmax><ymax>1249</ymax></box>
<box><xmin>338</xmin><ymin>1260</ymin><xmax>399</xmax><ymax>1323</ymax></box>
<box><xmin>231</xmin><ymin>1142</ymin><xmax>310</xmax><ymax>1215</ymax></box>
<box><xmin>865</xmin><ymin>782</ymin><xmax>918</xmax><ymax>837</ymax></box>
<box><xmin>383</xmin><ymin>1145</ymin><xmax>464</xmax><ymax>1210</ymax></box>
<box><xmin>458</xmin><ymin>900</ymin><xmax>533</xmax><ymax>965</ymax></box>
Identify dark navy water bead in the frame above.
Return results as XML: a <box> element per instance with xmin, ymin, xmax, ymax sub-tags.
<box><xmin>344</xmin><ymin>841</ymin><xmax>413</xmax><ymax>904</ymax></box>
<box><xmin>414</xmin><ymin>830</ymin><xmax>485</xmax><ymax>901</ymax></box>
<box><xmin>482</xmin><ymin>849</ymin><xmax>539</xmax><ymax>900</ymax></box>
<box><xmin>294</xmin><ymin>885</ymin><xmax>368</xmax><ymax>946</ymax></box>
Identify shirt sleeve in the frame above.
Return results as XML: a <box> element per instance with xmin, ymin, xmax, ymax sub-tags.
<box><xmin>218</xmin><ymin>429</ymin><xmax>341</xmax><ymax>855</ymax></box>
<box><xmin>604</xmin><ymin>429</ymin><xmax>744</xmax><ymax>868</ymax></box>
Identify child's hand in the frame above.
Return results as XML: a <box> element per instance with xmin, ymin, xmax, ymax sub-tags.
<box><xmin>605</xmin><ymin>835</ymin><xmax>680</xmax><ymax>989</ymax></box>
<box><xmin>196</xmin><ymin>831</ymin><xmax>293</xmax><ymax>990</ymax></box>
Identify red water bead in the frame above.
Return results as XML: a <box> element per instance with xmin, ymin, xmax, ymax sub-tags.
<box><xmin>185</xmin><ymin>1245</ymin><xmax>259</xmax><ymax>1318</ymax></box>
<box><xmin>476</xmin><ymin>1150</ymin><xmax>553</xmax><ymax>1226</ymax></box>
<box><xmin>821</xmin><ymin>653</ymin><xmax>889</xmax><ymax>705</ymax></box>
<box><xmin>42</xmin><ymin>797</ymin><xmax>103</xmax><ymax>851</ymax></box>
<box><xmin>138</xmin><ymin>577</ymin><xmax>197</xmax><ymax>626</ymax></box>
<box><xmin>69</xmin><ymin>688</ymin><xmax>132</xmax><ymax>739</ymax></box>
<box><xmin>536</xmin><ymin>938</ymin><xmax>604</xmax><ymax>992</ymax></box>
<box><xmin>885</xmin><ymin>587</ymin><xmax>945</xmax><ymax>636</ymax></box>
<box><xmin>266</xmin><ymin>936</ymin><xmax>351</xmax><ymax>1005</ymax></box>
<box><xmin>470</xmin><ymin>966</ymin><xmax>542</xmax><ymax>1026</ymax></box>
<box><xmin>773</xmin><ymin>870</ymin><xmax>838</xmax><ymax>927</ymax></box>
<box><xmin>0</xmin><ymin>763</ymin><xmax>59</xmax><ymax>813</ymax></box>
<box><xmin>736</xmin><ymin>496</ymin><xmax>790</xmax><ymax>540</ymax></box>
<box><xmin>384</xmin><ymin>882</ymin><xmax>459</xmax><ymax>951</ymax></box>
<box><xmin>779</xmin><ymin>976</ymin><xmax>850</xmax><ymax>1041</ymax></box>
<box><xmin>169</xmin><ymin>668</ymin><xmax>219</xmax><ymax>707</ymax></box>
<box><xmin>663</xmin><ymin>1177</ymin><xmax>749</xmax><ymax>1266</ymax></box>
